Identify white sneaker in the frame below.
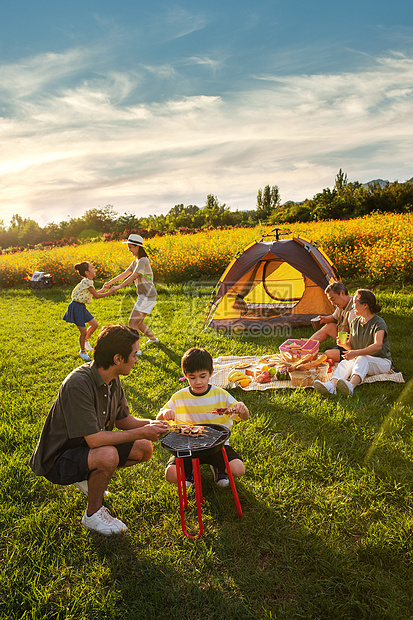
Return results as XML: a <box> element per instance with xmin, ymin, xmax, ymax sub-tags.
<box><xmin>79</xmin><ymin>350</ymin><xmax>91</xmax><ymax>362</ymax></box>
<box><xmin>336</xmin><ymin>379</ymin><xmax>354</xmax><ymax>396</ymax></box>
<box><xmin>137</xmin><ymin>350</ymin><xmax>142</xmax><ymax>356</ymax></box>
<box><xmin>210</xmin><ymin>465</ymin><xmax>230</xmax><ymax>488</ymax></box>
<box><xmin>73</xmin><ymin>480</ymin><xmax>110</xmax><ymax>497</ymax></box>
<box><xmin>81</xmin><ymin>506</ymin><xmax>127</xmax><ymax>535</ymax></box>
<box><xmin>314</xmin><ymin>380</ymin><xmax>336</xmax><ymax>395</ymax></box>
<box><xmin>147</xmin><ymin>338</ymin><xmax>160</xmax><ymax>344</ymax></box>
<box><xmin>85</xmin><ymin>341</ymin><xmax>93</xmax><ymax>351</ymax></box>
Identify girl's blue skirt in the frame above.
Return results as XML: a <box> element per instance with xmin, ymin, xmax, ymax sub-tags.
<box><xmin>63</xmin><ymin>300</ymin><xmax>94</xmax><ymax>327</ymax></box>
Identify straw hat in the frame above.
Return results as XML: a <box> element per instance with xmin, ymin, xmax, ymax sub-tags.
<box><xmin>122</xmin><ymin>234</ymin><xmax>143</xmax><ymax>246</ymax></box>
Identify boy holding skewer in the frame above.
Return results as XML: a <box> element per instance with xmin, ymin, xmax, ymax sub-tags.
<box><xmin>157</xmin><ymin>348</ymin><xmax>249</xmax><ymax>488</ymax></box>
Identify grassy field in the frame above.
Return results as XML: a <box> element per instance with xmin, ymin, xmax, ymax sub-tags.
<box><xmin>1</xmin><ymin>282</ymin><xmax>413</xmax><ymax>619</ymax></box>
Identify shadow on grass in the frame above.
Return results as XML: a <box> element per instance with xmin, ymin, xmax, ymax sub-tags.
<box><xmin>78</xmin><ymin>468</ymin><xmax>413</xmax><ymax>620</ymax></box>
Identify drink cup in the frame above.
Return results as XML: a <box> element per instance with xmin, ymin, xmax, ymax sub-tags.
<box><xmin>311</xmin><ymin>317</ymin><xmax>321</xmax><ymax>331</ymax></box>
<box><xmin>338</xmin><ymin>331</ymin><xmax>348</xmax><ymax>345</ymax></box>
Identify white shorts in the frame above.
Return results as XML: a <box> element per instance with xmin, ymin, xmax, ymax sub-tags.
<box><xmin>131</xmin><ymin>295</ymin><xmax>156</xmax><ymax>315</ymax></box>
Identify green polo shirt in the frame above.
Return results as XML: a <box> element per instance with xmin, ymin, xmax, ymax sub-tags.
<box><xmin>350</xmin><ymin>315</ymin><xmax>392</xmax><ymax>360</ymax></box>
<box><xmin>29</xmin><ymin>362</ymin><xmax>130</xmax><ymax>476</ymax></box>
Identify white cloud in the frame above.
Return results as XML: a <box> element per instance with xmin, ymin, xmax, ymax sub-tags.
<box><xmin>0</xmin><ymin>49</ymin><xmax>97</xmax><ymax>98</ymax></box>
<box><xmin>1</xmin><ymin>49</ymin><xmax>413</xmax><ymax>225</ymax></box>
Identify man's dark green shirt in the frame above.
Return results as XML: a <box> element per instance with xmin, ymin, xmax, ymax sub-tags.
<box><xmin>29</xmin><ymin>362</ymin><xmax>130</xmax><ymax>476</ymax></box>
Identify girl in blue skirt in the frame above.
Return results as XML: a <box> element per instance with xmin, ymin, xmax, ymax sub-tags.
<box><xmin>63</xmin><ymin>262</ymin><xmax>114</xmax><ymax>361</ymax></box>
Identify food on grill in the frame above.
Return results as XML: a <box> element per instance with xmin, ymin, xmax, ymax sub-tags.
<box><xmin>173</xmin><ymin>425</ymin><xmax>205</xmax><ymax>436</ymax></box>
<box><xmin>211</xmin><ymin>407</ymin><xmax>237</xmax><ymax>417</ymax></box>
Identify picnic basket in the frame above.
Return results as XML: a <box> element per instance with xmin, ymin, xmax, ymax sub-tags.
<box><xmin>289</xmin><ymin>362</ymin><xmax>329</xmax><ymax>387</ymax></box>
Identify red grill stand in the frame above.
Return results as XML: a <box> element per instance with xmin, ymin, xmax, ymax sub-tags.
<box><xmin>175</xmin><ymin>446</ymin><xmax>243</xmax><ymax>539</ymax></box>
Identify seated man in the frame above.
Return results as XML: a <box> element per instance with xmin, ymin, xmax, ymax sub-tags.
<box><xmin>312</xmin><ymin>281</ymin><xmax>356</xmax><ymax>362</ymax></box>
<box><xmin>29</xmin><ymin>324</ymin><xmax>169</xmax><ymax>536</ymax></box>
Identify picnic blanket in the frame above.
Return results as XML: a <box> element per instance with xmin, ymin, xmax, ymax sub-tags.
<box><xmin>212</xmin><ymin>355</ymin><xmax>405</xmax><ymax>391</ymax></box>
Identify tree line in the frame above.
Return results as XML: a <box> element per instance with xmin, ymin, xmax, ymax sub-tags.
<box><xmin>272</xmin><ymin>170</ymin><xmax>413</xmax><ymax>223</ymax></box>
<box><xmin>1</xmin><ymin>172</ymin><xmax>412</xmax><ymax>250</ymax></box>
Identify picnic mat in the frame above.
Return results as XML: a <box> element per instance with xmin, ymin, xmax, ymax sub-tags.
<box><xmin>212</xmin><ymin>355</ymin><xmax>405</xmax><ymax>391</ymax></box>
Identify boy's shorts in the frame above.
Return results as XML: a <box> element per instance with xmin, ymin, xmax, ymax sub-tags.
<box><xmin>44</xmin><ymin>442</ymin><xmax>135</xmax><ymax>485</ymax></box>
<box><xmin>167</xmin><ymin>445</ymin><xmax>241</xmax><ymax>477</ymax></box>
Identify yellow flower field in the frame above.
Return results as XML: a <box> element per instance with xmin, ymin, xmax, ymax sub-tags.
<box><xmin>0</xmin><ymin>213</ymin><xmax>412</xmax><ymax>287</ymax></box>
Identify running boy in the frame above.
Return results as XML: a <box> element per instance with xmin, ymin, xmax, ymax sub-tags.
<box><xmin>157</xmin><ymin>348</ymin><xmax>249</xmax><ymax>488</ymax></box>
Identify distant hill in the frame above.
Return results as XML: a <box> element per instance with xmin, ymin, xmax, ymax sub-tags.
<box><xmin>362</xmin><ymin>179</ymin><xmax>388</xmax><ymax>189</ymax></box>
<box><xmin>362</xmin><ymin>177</ymin><xmax>413</xmax><ymax>189</ymax></box>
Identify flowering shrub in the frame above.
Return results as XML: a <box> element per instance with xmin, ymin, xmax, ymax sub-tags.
<box><xmin>0</xmin><ymin>213</ymin><xmax>412</xmax><ymax>287</ymax></box>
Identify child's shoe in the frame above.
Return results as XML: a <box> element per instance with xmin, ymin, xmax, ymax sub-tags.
<box><xmin>314</xmin><ymin>380</ymin><xmax>336</xmax><ymax>395</ymax></box>
<box><xmin>147</xmin><ymin>338</ymin><xmax>160</xmax><ymax>344</ymax></box>
<box><xmin>210</xmin><ymin>465</ymin><xmax>229</xmax><ymax>488</ymax></box>
<box><xmin>185</xmin><ymin>473</ymin><xmax>194</xmax><ymax>489</ymax></box>
<box><xmin>79</xmin><ymin>350</ymin><xmax>91</xmax><ymax>362</ymax></box>
<box><xmin>85</xmin><ymin>341</ymin><xmax>93</xmax><ymax>351</ymax></box>
<box><xmin>336</xmin><ymin>379</ymin><xmax>354</xmax><ymax>396</ymax></box>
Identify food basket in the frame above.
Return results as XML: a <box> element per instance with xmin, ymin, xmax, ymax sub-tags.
<box><xmin>280</xmin><ymin>339</ymin><xmax>319</xmax><ymax>360</ymax></box>
<box><xmin>289</xmin><ymin>362</ymin><xmax>329</xmax><ymax>387</ymax></box>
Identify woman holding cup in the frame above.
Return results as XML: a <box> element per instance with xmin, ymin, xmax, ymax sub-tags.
<box><xmin>314</xmin><ymin>289</ymin><xmax>392</xmax><ymax>396</ymax></box>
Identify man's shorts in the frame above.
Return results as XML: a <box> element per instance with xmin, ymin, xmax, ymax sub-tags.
<box><xmin>167</xmin><ymin>445</ymin><xmax>241</xmax><ymax>477</ymax></box>
<box><xmin>328</xmin><ymin>344</ymin><xmax>346</xmax><ymax>360</ymax></box>
<box><xmin>45</xmin><ymin>442</ymin><xmax>135</xmax><ymax>485</ymax></box>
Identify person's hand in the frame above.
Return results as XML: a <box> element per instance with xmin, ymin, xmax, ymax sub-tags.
<box><xmin>161</xmin><ymin>409</ymin><xmax>175</xmax><ymax>421</ymax></box>
<box><xmin>319</xmin><ymin>315</ymin><xmax>327</xmax><ymax>324</ymax></box>
<box><xmin>343</xmin><ymin>350</ymin><xmax>358</xmax><ymax>361</ymax></box>
<box><xmin>111</xmin><ymin>285</ymin><xmax>121</xmax><ymax>293</ymax></box>
<box><xmin>233</xmin><ymin>402</ymin><xmax>249</xmax><ymax>419</ymax></box>
<box><xmin>102</xmin><ymin>281</ymin><xmax>111</xmax><ymax>290</ymax></box>
<box><xmin>141</xmin><ymin>420</ymin><xmax>169</xmax><ymax>440</ymax></box>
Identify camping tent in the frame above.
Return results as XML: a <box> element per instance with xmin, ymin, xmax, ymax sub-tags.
<box><xmin>203</xmin><ymin>232</ymin><xmax>340</xmax><ymax>332</ymax></box>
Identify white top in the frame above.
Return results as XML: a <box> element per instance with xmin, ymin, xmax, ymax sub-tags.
<box><xmin>130</xmin><ymin>257</ymin><xmax>157</xmax><ymax>299</ymax></box>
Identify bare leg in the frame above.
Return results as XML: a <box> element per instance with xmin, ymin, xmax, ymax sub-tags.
<box><xmin>86</xmin><ymin>318</ymin><xmax>98</xmax><ymax>342</ymax></box>
<box><xmin>312</xmin><ymin>323</ymin><xmax>338</xmax><ymax>343</ymax></box>
<box><xmin>350</xmin><ymin>374</ymin><xmax>362</xmax><ymax>388</ymax></box>
<box><xmin>227</xmin><ymin>458</ymin><xmax>245</xmax><ymax>477</ymax></box>
<box><xmin>165</xmin><ymin>464</ymin><xmax>178</xmax><ymax>484</ymax></box>
<box><xmin>129</xmin><ymin>310</ymin><xmax>156</xmax><ymax>340</ymax></box>
<box><xmin>86</xmin><ymin>441</ymin><xmax>153</xmax><ymax>515</ymax></box>
<box><xmin>78</xmin><ymin>326</ymin><xmax>88</xmax><ymax>351</ymax></box>
<box><xmin>324</xmin><ymin>348</ymin><xmax>341</xmax><ymax>362</ymax></box>
<box><xmin>120</xmin><ymin>439</ymin><xmax>153</xmax><ymax>467</ymax></box>
<box><xmin>86</xmin><ymin>446</ymin><xmax>120</xmax><ymax>515</ymax></box>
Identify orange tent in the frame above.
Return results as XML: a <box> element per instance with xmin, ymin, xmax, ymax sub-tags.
<box><xmin>203</xmin><ymin>231</ymin><xmax>339</xmax><ymax>332</ymax></box>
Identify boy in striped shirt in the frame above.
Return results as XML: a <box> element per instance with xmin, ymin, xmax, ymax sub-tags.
<box><xmin>157</xmin><ymin>348</ymin><xmax>249</xmax><ymax>488</ymax></box>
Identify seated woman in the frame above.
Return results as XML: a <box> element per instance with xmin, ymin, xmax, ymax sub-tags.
<box><xmin>314</xmin><ymin>289</ymin><xmax>392</xmax><ymax>396</ymax></box>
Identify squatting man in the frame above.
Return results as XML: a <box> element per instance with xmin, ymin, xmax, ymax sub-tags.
<box><xmin>29</xmin><ymin>324</ymin><xmax>169</xmax><ymax>536</ymax></box>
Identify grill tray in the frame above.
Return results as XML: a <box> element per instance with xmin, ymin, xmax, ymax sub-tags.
<box><xmin>161</xmin><ymin>424</ymin><xmax>230</xmax><ymax>458</ymax></box>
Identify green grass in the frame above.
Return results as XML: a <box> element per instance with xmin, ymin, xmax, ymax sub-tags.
<box><xmin>1</xmin><ymin>283</ymin><xmax>413</xmax><ymax>619</ymax></box>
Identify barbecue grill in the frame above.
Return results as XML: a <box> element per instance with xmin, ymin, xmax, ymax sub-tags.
<box><xmin>161</xmin><ymin>424</ymin><xmax>243</xmax><ymax>539</ymax></box>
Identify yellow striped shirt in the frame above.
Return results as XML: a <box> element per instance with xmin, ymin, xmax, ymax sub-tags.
<box><xmin>159</xmin><ymin>385</ymin><xmax>240</xmax><ymax>431</ymax></box>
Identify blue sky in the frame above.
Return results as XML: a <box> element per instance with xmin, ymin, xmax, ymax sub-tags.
<box><xmin>1</xmin><ymin>0</ymin><xmax>413</xmax><ymax>226</ymax></box>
